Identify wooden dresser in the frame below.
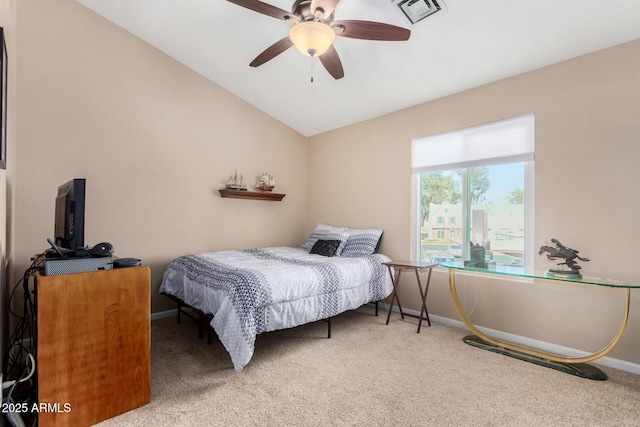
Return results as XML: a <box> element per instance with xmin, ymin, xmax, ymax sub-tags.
<box><xmin>36</xmin><ymin>266</ymin><xmax>151</xmax><ymax>426</ymax></box>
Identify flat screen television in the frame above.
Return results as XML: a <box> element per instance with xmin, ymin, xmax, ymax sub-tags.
<box><xmin>54</xmin><ymin>178</ymin><xmax>86</xmax><ymax>250</ymax></box>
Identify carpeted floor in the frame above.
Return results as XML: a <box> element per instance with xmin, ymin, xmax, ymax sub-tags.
<box><xmin>96</xmin><ymin>306</ymin><xmax>640</xmax><ymax>426</ymax></box>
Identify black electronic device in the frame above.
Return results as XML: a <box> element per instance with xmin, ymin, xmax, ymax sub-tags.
<box><xmin>113</xmin><ymin>258</ymin><xmax>142</xmax><ymax>268</ymax></box>
<box><xmin>44</xmin><ymin>238</ymin><xmax>113</xmax><ymax>260</ymax></box>
<box><xmin>90</xmin><ymin>242</ymin><xmax>113</xmax><ymax>257</ymax></box>
<box><xmin>54</xmin><ymin>178</ymin><xmax>86</xmax><ymax>250</ymax></box>
<box><xmin>46</xmin><ymin>237</ymin><xmax>66</xmax><ymax>258</ymax></box>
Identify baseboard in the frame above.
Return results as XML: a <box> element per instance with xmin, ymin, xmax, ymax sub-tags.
<box><xmin>151</xmin><ymin>309</ymin><xmax>178</xmax><ymax>321</ymax></box>
<box><xmin>379</xmin><ymin>303</ymin><xmax>640</xmax><ymax>376</ymax></box>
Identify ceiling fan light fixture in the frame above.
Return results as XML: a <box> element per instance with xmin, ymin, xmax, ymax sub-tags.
<box><xmin>289</xmin><ymin>21</ymin><xmax>335</xmax><ymax>57</ymax></box>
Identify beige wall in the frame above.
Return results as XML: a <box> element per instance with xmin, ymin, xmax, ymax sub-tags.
<box><xmin>307</xmin><ymin>39</ymin><xmax>640</xmax><ymax>364</ymax></box>
<box><xmin>15</xmin><ymin>0</ymin><xmax>308</xmax><ymax>313</ymax></box>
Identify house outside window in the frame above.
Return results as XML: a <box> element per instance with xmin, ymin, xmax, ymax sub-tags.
<box><xmin>412</xmin><ymin>115</ymin><xmax>535</xmax><ymax>266</ymax></box>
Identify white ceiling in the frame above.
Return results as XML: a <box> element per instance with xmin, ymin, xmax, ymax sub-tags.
<box><xmin>76</xmin><ymin>0</ymin><xmax>640</xmax><ymax>137</ymax></box>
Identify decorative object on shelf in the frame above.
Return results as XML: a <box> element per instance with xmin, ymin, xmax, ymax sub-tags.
<box><xmin>539</xmin><ymin>238</ymin><xmax>590</xmax><ymax>278</ymax></box>
<box><xmin>255</xmin><ymin>173</ymin><xmax>275</xmax><ymax>192</ymax></box>
<box><xmin>225</xmin><ymin>170</ymin><xmax>247</xmax><ymax>190</ymax></box>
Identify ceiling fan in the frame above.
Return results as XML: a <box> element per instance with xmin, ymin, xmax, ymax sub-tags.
<box><xmin>226</xmin><ymin>0</ymin><xmax>411</xmax><ymax>79</ymax></box>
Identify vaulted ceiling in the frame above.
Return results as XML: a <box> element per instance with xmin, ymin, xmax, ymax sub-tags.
<box><xmin>77</xmin><ymin>0</ymin><xmax>640</xmax><ymax>136</ymax></box>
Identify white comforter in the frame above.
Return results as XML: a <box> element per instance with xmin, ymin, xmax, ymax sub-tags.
<box><xmin>160</xmin><ymin>246</ymin><xmax>392</xmax><ymax>371</ymax></box>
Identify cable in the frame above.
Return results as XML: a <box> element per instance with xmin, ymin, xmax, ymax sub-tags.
<box><xmin>2</xmin><ymin>354</ymin><xmax>35</xmax><ymax>390</ymax></box>
<box><xmin>3</xmin><ymin>262</ymin><xmax>41</xmax><ymax>427</ymax></box>
<box><xmin>3</xmin><ymin>354</ymin><xmax>34</xmax><ymax>427</ymax></box>
<box><xmin>4</xmin><ymin>266</ymin><xmax>38</xmax><ymax>375</ymax></box>
<box><xmin>466</xmin><ymin>281</ymin><xmax>479</xmax><ymax>319</ymax></box>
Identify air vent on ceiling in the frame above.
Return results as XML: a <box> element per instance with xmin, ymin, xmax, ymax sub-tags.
<box><xmin>393</xmin><ymin>0</ymin><xmax>442</xmax><ymax>25</ymax></box>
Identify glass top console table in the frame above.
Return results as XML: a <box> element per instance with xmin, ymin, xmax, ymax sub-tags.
<box><xmin>442</xmin><ymin>263</ymin><xmax>639</xmax><ymax>380</ymax></box>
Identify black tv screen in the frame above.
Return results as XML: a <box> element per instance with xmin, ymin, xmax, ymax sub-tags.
<box><xmin>54</xmin><ymin>178</ymin><xmax>85</xmax><ymax>250</ymax></box>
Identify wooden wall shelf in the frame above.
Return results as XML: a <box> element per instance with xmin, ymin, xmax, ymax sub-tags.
<box><xmin>219</xmin><ymin>188</ymin><xmax>286</xmax><ymax>201</ymax></box>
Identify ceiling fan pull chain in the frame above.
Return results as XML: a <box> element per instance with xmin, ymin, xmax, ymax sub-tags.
<box><xmin>310</xmin><ymin>56</ymin><xmax>315</xmax><ymax>84</ymax></box>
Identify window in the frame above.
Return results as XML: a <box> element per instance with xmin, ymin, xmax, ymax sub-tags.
<box><xmin>412</xmin><ymin>115</ymin><xmax>535</xmax><ymax>267</ymax></box>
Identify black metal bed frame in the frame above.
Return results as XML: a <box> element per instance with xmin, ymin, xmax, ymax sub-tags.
<box><xmin>161</xmin><ymin>292</ymin><xmax>379</xmax><ymax>343</ymax></box>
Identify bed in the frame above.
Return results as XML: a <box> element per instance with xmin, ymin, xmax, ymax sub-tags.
<box><xmin>159</xmin><ymin>224</ymin><xmax>393</xmax><ymax>371</ymax></box>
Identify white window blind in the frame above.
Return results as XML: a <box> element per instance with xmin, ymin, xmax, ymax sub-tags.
<box><xmin>412</xmin><ymin>114</ymin><xmax>535</xmax><ymax>173</ymax></box>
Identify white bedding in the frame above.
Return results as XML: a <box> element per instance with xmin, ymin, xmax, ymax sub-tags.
<box><xmin>159</xmin><ymin>246</ymin><xmax>392</xmax><ymax>371</ymax></box>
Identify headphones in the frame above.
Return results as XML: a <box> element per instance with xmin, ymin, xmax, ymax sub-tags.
<box><xmin>90</xmin><ymin>242</ymin><xmax>114</xmax><ymax>257</ymax></box>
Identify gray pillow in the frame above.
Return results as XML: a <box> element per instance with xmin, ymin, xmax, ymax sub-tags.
<box><xmin>341</xmin><ymin>228</ymin><xmax>383</xmax><ymax>257</ymax></box>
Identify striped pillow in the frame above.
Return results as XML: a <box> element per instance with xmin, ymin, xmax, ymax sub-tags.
<box><xmin>302</xmin><ymin>223</ymin><xmax>348</xmax><ymax>253</ymax></box>
<box><xmin>341</xmin><ymin>228</ymin><xmax>383</xmax><ymax>257</ymax></box>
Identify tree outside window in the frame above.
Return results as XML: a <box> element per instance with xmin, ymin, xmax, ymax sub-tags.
<box><xmin>419</xmin><ymin>163</ymin><xmax>527</xmax><ymax>266</ymax></box>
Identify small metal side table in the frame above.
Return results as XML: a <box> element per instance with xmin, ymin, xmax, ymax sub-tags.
<box><xmin>383</xmin><ymin>260</ymin><xmax>439</xmax><ymax>333</ymax></box>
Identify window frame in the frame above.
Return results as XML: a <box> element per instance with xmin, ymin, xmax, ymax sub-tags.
<box><xmin>412</xmin><ymin>163</ymin><xmax>534</xmax><ymax>266</ymax></box>
<box><xmin>410</xmin><ymin>115</ymin><xmax>535</xmax><ymax>267</ymax></box>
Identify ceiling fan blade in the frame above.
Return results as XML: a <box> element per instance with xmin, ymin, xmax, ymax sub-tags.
<box><xmin>226</xmin><ymin>0</ymin><xmax>291</xmax><ymax>20</ymax></box>
<box><xmin>332</xmin><ymin>20</ymin><xmax>411</xmax><ymax>41</ymax></box>
<box><xmin>249</xmin><ymin>37</ymin><xmax>294</xmax><ymax>67</ymax></box>
<box><xmin>310</xmin><ymin>0</ymin><xmax>342</xmax><ymax>20</ymax></box>
<box><xmin>319</xmin><ymin>45</ymin><xmax>344</xmax><ymax>80</ymax></box>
